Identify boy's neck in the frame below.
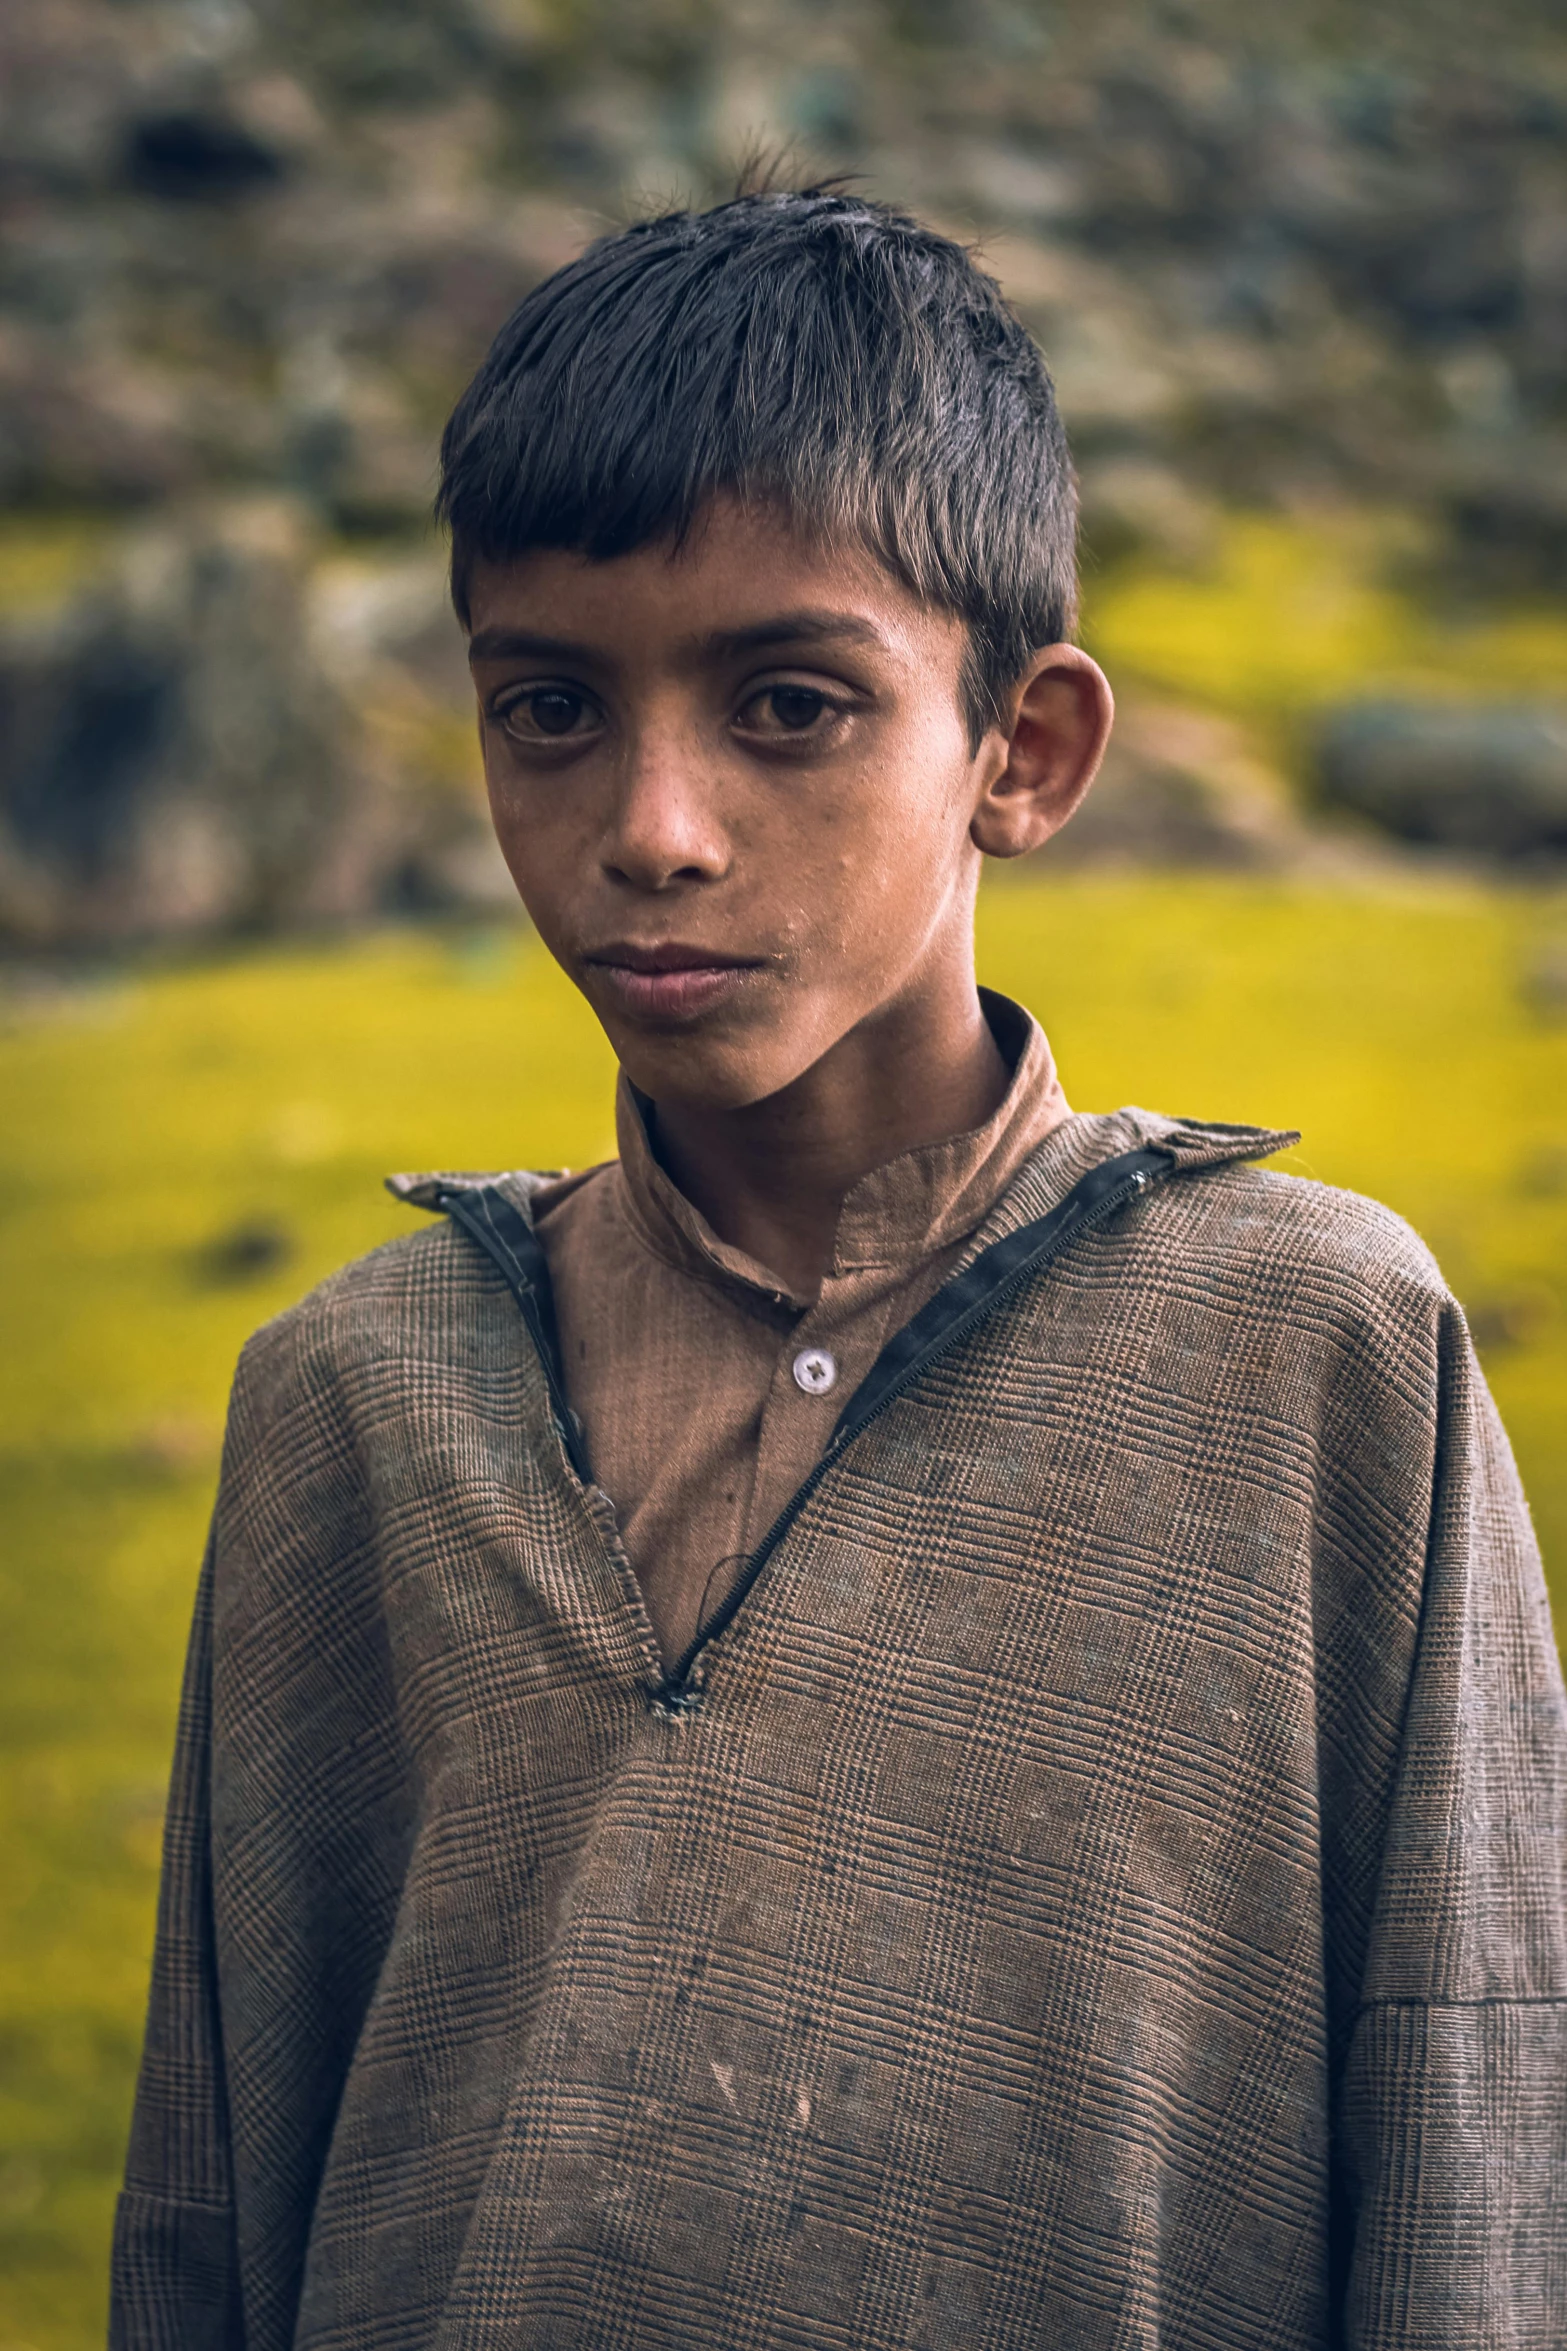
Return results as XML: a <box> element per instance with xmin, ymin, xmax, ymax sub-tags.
<box><xmin>645</xmin><ymin>977</ymin><xmax>1012</xmax><ymax>1300</ymax></box>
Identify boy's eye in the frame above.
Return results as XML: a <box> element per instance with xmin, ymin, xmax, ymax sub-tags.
<box><xmin>767</xmin><ymin>687</ymin><xmax>826</xmax><ymax>730</ymax></box>
<box><xmin>498</xmin><ymin>687</ymin><xmax>593</xmax><ymax>741</ymax></box>
<box><xmin>738</xmin><ymin>686</ymin><xmax>836</xmax><ymax>735</ymax></box>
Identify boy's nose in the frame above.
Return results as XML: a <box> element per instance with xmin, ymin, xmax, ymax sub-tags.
<box><xmin>601</xmin><ymin>725</ymin><xmax>730</xmax><ymax>891</ymax></box>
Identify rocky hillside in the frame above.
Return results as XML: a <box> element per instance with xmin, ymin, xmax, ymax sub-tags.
<box><xmin>3</xmin><ymin>0</ymin><xmax>1565</xmax><ymax>941</ymax></box>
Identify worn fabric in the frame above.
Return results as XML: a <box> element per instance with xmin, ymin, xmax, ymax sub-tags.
<box><xmin>532</xmin><ymin>991</ymin><xmax>1068</xmax><ymax>1655</ymax></box>
<box><xmin>112</xmin><ymin>1104</ymin><xmax>1567</xmax><ymax>2350</ymax></box>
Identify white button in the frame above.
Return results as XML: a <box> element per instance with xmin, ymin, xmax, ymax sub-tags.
<box><xmin>792</xmin><ymin>1347</ymin><xmax>838</xmax><ymax>1396</ymax></box>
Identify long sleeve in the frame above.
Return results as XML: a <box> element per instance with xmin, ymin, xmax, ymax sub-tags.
<box><xmin>110</xmin><ymin>1530</ymin><xmax>244</xmax><ymax>2350</ymax></box>
<box><xmin>111</xmin><ymin>1288</ymin><xmax>415</xmax><ymax>2351</ymax></box>
<box><xmin>1338</xmin><ymin>1304</ymin><xmax>1567</xmax><ymax>2345</ymax></box>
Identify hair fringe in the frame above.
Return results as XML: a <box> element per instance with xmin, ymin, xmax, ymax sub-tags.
<box><xmin>437</xmin><ymin>190</ymin><xmax>1078</xmax><ymax>747</ymax></box>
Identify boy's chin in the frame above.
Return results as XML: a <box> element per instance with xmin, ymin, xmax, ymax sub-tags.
<box><xmin>608</xmin><ymin>1022</ymin><xmax>828</xmax><ymax>1115</ymax></box>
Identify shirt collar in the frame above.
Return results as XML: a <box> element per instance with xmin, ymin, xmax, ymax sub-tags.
<box><xmin>612</xmin><ymin>990</ymin><xmax>1071</xmax><ymax>1307</ymax></box>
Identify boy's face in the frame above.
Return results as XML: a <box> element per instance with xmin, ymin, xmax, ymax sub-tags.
<box><xmin>467</xmin><ymin>499</ymin><xmax>1103</xmax><ymax>1110</ymax></box>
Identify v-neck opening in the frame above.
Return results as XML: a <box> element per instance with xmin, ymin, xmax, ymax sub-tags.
<box><xmin>429</xmin><ymin>1135</ymin><xmax>1182</xmax><ymax>1710</ymax></box>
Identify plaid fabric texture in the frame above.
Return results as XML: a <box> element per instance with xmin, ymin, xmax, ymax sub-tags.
<box><xmin>527</xmin><ymin>994</ymin><xmax>1070</xmax><ymax>1660</ymax></box>
<box><xmin>111</xmin><ymin>1107</ymin><xmax>1567</xmax><ymax>2349</ymax></box>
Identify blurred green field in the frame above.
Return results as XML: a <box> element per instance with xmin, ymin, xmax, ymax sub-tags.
<box><xmin>3</xmin><ymin>873</ymin><xmax>1566</xmax><ymax>2349</ymax></box>
<box><xmin>1087</xmin><ymin>510</ymin><xmax>1567</xmax><ymax>717</ymax></box>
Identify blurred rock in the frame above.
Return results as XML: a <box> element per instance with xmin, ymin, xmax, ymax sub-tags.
<box><xmin>2</xmin><ymin>0</ymin><xmax>1566</xmax><ymax>936</ymax></box>
<box><xmin>1</xmin><ymin>0</ymin><xmax>1564</xmax><ymax>552</ymax></box>
<box><xmin>122</xmin><ymin>108</ymin><xmax>286</xmax><ymax>201</ymax></box>
<box><xmin>1078</xmin><ymin>458</ymin><xmax>1220</xmax><ymax>570</ymax></box>
<box><xmin>191</xmin><ymin>1216</ymin><xmax>295</xmax><ymax>1284</ymax></box>
<box><xmin>1521</xmin><ymin>936</ymin><xmax>1567</xmax><ymax>1019</ymax></box>
<box><xmin>1</xmin><ymin>500</ymin><xmax>347</xmax><ymax>941</ymax></box>
<box><xmin>1439</xmin><ymin>443</ymin><xmax>1567</xmax><ymax>597</ymax></box>
<box><xmin>1314</xmin><ymin>700</ymin><xmax>1567</xmax><ymax>859</ymax></box>
<box><xmin>0</xmin><ymin>502</ymin><xmax>507</xmax><ymax>946</ymax></box>
<box><xmin>1044</xmin><ymin>701</ymin><xmax>1310</xmax><ymax>869</ymax></box>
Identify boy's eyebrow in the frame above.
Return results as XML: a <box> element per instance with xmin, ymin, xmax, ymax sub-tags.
<box><xmin>696</xmin><ymin>612</ymin><xmax>886</xmax><ymax>659</ymax></box>
<box><xmin>467</xmin><ymin>628</ymin><xmax>597</xmax><ymax>665</ymax></box>
<box><xmin>466</xmin><ymin>612</ymin><xmax>887</xmax><ymax>668</ymax></box>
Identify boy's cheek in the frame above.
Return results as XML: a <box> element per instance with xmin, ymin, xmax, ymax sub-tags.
<box><xmin>481</xmin><ymin>794</ymin><xmax>577</xmax><ymax>952</ymax></box>
<box><xmin>483</xmin><ymin>764</ymin><xmax>571</xmax><ymax>874</ymax></box>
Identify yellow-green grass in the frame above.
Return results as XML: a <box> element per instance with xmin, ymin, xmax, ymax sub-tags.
<box><xmin>3</xmin><ymin>875</ymin><xmax>1566</xmax><ymax>2348</ymax></box>
<box><xmin>0</xmin><ymin>519</ymin><xmax>124</xmax><ymax>625</ymax></box>
<box><xmin>1083</xmin><ymin>509</ymin><xmax>1567</xmax><ymax>764</ymax></box>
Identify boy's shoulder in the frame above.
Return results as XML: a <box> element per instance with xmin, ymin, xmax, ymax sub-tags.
<box><xmin>231</xmin><ymin>1169</ymin><xmax>549</xmax><ymax>1402</ymax></box>
<box><xmin>1058</xmin><ymin>1106</ymin><xmax>1454</xmax><ymax>1336</ymax></box>
<box><xmin>1061</xmin><ymin>1100</ymin><xmax>1456</xmax><ymax>1325</ymax></box>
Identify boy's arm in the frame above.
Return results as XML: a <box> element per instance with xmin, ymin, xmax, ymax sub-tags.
<box><xmin>109</xmin><ymin>1265</ymin><xmax>414</xmax><ymax>2351</ymax></box>
<box><xmin>1339</xmin><ymin>1303</ymin><xmax>1567</xmax><ymax>2345</ymax></box>
<box><xmin>110</xmin><ymin>1530</ymin><xmax>243</xmax><ymax>2350</ymax></box>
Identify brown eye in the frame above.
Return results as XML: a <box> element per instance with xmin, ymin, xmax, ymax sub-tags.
<box><xmin>496</xmin><ymin>686</ymin><xmax>593</xmax><ymax>743</ymax></box>
<box><xmin>523</xmin><ymin>689</ymin><xmax>585</xmax><ymax>737</ymax></box>
<box><xmin>767</xmin><ymin>687</ymin><xmax>826</xmax><ymax>730</ymax></box>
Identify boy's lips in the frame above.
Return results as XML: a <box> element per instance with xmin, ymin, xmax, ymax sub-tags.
<box><xmin>584</xmin><ymin>942</ymin><xmax>764</xmax><ymax>1021</ymax></box>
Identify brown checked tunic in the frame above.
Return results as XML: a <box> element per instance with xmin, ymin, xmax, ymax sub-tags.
<box><xmin>112</xmin><ymin>1017</ymin><xmax>1567</xmax><ymax>2351</ymax></box>
<box><xmin>530</xmin><ymin>993</ymin><xmax>1070</xmax><ymax>1658</ymax></box>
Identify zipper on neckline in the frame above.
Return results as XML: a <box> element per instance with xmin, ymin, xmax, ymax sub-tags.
<box><xmin>433</xmin><ymin>1183</ymin><xmax>592</xmax><ymax>1484</ymax></box>
<box><xmin>438</xmin><ymin>1144</ymin><xmax>1175</xmax><ymax>1715</ymax></box>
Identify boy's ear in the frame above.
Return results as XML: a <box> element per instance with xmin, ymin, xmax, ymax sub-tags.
<box><xmin>969</xmin><ymin>645</ymin><xmax>1115</xmax><ymax>860</ymax></box>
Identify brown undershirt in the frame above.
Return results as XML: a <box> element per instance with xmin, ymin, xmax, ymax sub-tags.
<box><xmin>531</xmin><ymin>991</ymin><xmax>1070</xmax><ymax>1663</ymax></box>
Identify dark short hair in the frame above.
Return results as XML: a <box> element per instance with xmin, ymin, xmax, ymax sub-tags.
<box><xmin>436</xmin><ymin>188</ymin><xmax>1077</xmax><ymax>745</ymax></box>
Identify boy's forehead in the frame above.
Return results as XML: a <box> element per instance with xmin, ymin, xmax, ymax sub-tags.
<box><xmin>463</xmin><ymin>499</ymin><xmax>965</xmax><ymax>669</ymax></box>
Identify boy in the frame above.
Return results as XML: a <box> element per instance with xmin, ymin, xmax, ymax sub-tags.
<box><xmin>113</xmin><ymin>191</ymin><xmax>1565</xmax><ymax>2349</ymax></box>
